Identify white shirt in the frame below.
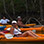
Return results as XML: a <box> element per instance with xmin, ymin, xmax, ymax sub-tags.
<box><xmin>14</xmin><ymin>28</ymin><xmax>22</xmax><ymax>35</ymax></box>
<box><xmin>7</xmin><ymin>28</ymin><xmax>22</xmax><ymax>35</ymax></box>
<box><xmin>1</xmin><ymin>19</ymin><xmax>10</xmax><ymax>24</ymax></box>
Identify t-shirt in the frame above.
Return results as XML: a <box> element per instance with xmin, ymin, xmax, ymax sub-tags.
<box><xmin>7</xmin><ymin>28</ymin><xmax>22</xmax><ymax>35</ymax></box>
<box><xmin>14</xmin><ymin>28</ymin><xmax>22</xmax><ymax>35</ymax></box>
<box><xmin>1</xmin><ymin>19</ymin><xmax>10</xmax><ymax>24</ymax></box>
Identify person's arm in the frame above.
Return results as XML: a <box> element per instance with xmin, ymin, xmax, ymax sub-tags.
<box><xmin>18</xmin><ymin>22</ymin><xmax>27</xmax><ymax>27</ymax></box>
<box><xmin>6</xmin><ymin>19</ymin><xmax>10</xmax><ymax>22</ymax></box>
<box><xmin>0</xmin><ymin>21</ymin><xmax>1</xmax><ymax>24</ymax></box>
<box><xmin>10</xmin><ymin>28</ymin><xmax>14</xmax><ymax>35</ymax></box>
<box><xmin>0</xmin><ymin>19</ymin><xmax>2</xmax><ymax>24</ymax></box>
<box><xmin>18</xmin><ymin>21</ymin><xmax>31</xmax><ymax>28</ymax></box>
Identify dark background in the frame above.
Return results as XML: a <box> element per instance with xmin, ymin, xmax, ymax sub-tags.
<box><xmin>0</xmin><ymin>0</ymin><xmax>44</xmax><ymax>24</ymax></box>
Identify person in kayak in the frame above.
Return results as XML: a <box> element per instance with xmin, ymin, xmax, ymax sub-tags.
<box><xmin>17</xmin><ymin>16</ymin><xmax>31</xmax><ymax>28</ymax></box>
<box><xmin>0</xmin><ymin>17</ymin><xmax>10</xmax><ymax>25</ymax></box>
<box><xmin>10</xmin><ymin>21</ymin><xmax>40</xmax><ymax>38</ymax></box>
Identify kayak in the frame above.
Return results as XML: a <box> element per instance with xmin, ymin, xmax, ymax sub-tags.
<box><xmin>0</xmin><ymin>34</ymin><xmax>44</xmax><ymax>42</ymax></box>
<box><xmin>0</xmin><ymin>25</ymin><xmax>12</xmax><ymax>28</ymax></box>
<box><xmin>25</xmin><ymin>24</ymin><xmax>36</xmax><ymax>26</ymax></box>
<box><xmin>0</xmin><ymin>26</ymin><xmax>6</xmax><ymax>30</ymax></box>
<box><xmin>20</xmin><ymin>26</ymin><xmax>44</xmax><ymax>31</ymax></box>
<box><xmin>5</xmin><ymin>24</ymin><xmax>36</xmax><ymax>27</ymax></box>
<box><xmin>5</xmin><ymin>25</ymin><xmax>12</xmax><ymax>28</ymax></box>
<box><xmin>0</xmin><ymin>24</ymin><xmax>36</xmax><ymax>28</ymax></box>
<box><xmin>4</xmin><ymin>26</ymin><xmax>44</xmax><ymax>31</ymax></box>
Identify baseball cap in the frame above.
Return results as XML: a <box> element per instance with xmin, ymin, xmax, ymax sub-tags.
<box><xmin>12</xmin><ymin>21</ymin><xmax>17</xmax><ymax>24</ymax></box>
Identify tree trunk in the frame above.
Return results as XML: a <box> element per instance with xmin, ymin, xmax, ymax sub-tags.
<box><xmin>11</xmin><ymin>0</ymin><xmax>15</xmax><ymax>15</ymax></box>
<box><xmin>3</xmin><ymin>0</ymin><xmax>13</xmax><ymax>20</ymax></box>
<box><xmin>25</xmin><ymin>0</ymin><xmax>28</xmax><ymax>15</ymax></box>
<box><xmin>39</xmin><ymin>0</ymin><xmax>43</xmax><ymax>21</ymax></box>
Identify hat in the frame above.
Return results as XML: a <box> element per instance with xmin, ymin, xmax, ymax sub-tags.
<box><xmin>17</xmin><ymin>16</ymin><xmax>21</xmax><ymax>18</ymax></box>
<box><xmin>12</xmin><ymin>21</ymin><xmax>17</xmax><ymax>24</ymax></box>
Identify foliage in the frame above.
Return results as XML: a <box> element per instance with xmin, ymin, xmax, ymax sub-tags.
<box><xmin>0</xmin><ymin>0</ymin><xmax>44</xmax><ymax>24</ymax></box>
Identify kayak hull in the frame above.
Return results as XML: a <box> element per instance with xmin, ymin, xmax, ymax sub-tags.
<box><xmin>0</xmin><ymin>37</ymin><xmax>44</xmax><ymax>42</ymax></box>
<box><xmin>4</xmin><ymin>26</ymin><xmax>44</xmax><ymax>31</ymax></box>
<box><xmin>0</xmin><ymin>34</ymin><xmax>44</xmax><ymax>42</ymax></box>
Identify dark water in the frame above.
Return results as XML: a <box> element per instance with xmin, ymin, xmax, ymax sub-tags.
<box><xmin>0</xmin><ymin>42</ymin><xmax>44</xmax><ymax>44</ymax></box>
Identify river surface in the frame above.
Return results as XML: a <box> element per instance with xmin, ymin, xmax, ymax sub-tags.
<box><xmin>0</xmin><ymin>41</ymin><xmax>44</xmax><ymax>44</ymax></box>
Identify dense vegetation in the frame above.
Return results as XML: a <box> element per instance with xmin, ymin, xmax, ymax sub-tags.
<box><xmin>0</xmin><ymin>0</ymin><xmax>44</xmax><ymax>24</ymax></box>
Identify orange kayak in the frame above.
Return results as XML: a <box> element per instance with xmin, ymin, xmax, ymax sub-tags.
<box><xmin>25</xmin><ymin>24</ymin><xmax>36</xmax><ymax>26</ymax></box>
<box><xmin>0</xmin><ymin>24</ymin><xmax>36</xmax><ymax>28</ymax></box>
<box><xmin>0</xmin><ymin>25</ymin><xmax>12</xmax><ymax>28</ymax></box>
<box><xmin>4</xmin><ymin>26</ymin><xmax>44</xmax><ymax>31</ymax></box>
<box><xmin>20</xmin><ymin>27</ymin><xmax>44</xmax><ymax>31</ymax></box>
<box><xmin>0</xmin><ymin>34</ymin><xmax>44</xmax><ymax>42</ymax></box>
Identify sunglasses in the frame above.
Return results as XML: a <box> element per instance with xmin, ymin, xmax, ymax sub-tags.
<box><xmin>12</xmin><ymin>23</ymin><xmax>16</xmax><ymax>24</ymax></box>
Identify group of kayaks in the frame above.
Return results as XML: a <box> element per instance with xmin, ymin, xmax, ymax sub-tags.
<box><xmin>0</xmin><ymin>24</ymin><xmax>44</xmax><ymax>42</ymax></box>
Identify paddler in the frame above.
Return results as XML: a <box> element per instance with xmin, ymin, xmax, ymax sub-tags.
<box><xmin>0</xmin><ymin>17</ymin><xmax>10</xmax><ymax>25</ymax></box>
<box><xmin>17</xmin><ymin>16</ymin><xmax>31</xmax><ymax>28</ymax></box>
<box><xmin>10</xmin><ymin>21</ymin><xmax>40</xmax><ymax>38</ymax></box>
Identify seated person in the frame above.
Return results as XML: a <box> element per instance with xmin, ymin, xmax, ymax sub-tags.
<box><xmin>0</xmin><ymin>17</ymin><xmax>10</xmax><ymax>25</ymax></box>
<box><xmin>17</xmin><ymin>16</ymin><xmax>31</xmax><ymax>28</ymax></box>
<box><xmin>10</xmin><ymin>21</ymin><xmax>40</xmax><ymax>38</ymax></box>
